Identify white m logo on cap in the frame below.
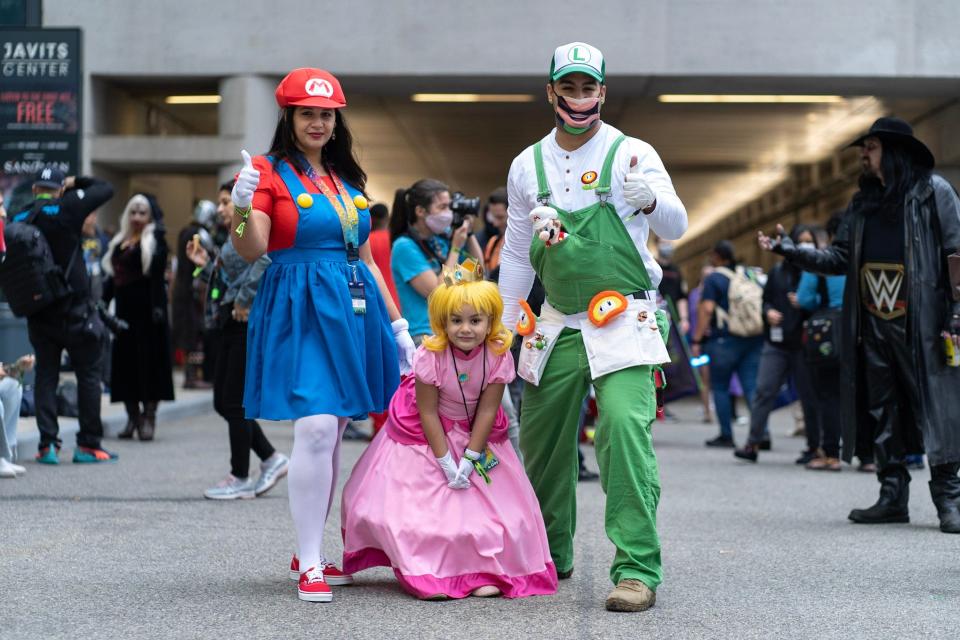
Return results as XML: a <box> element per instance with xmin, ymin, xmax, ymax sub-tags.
<box><xmin>305</xmin><ymin>79</ymin><xmax>333</xmax><ymax>97</ymax></box>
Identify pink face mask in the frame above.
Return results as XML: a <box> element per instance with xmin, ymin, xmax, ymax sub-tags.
<box><xmin>554</xmin><ymin>95</ymin><xmax>601</xmax><ymax>131</ymax></box>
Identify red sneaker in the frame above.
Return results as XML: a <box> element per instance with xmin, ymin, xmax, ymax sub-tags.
<box><xmin>289</xmin><ymin>554</ymin><xmax>353</xmax><ymax>585</ymax></box>
<box><xmin>298</xmin><ymin>566</ymin><xmax>332</xmax><ymax>602</ymax></box>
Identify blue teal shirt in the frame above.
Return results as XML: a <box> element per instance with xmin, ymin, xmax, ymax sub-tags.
<box><xmin>796</xmin><ymin>271</ymin><xmax>845</xmax><ymax>310</ymax></box>
<box><xmin>391</xmin><ymin>234</ymin><xmax>450</xmax><ymax>336</ymax></box>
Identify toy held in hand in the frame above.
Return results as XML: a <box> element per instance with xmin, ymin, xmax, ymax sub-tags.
<box><xmin>529</xmin><ymin>206</ymin><xmax>567</xmax><ymax>247</ymax></box>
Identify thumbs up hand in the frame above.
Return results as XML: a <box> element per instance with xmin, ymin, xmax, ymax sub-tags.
<box><xmin>623</xmin><ymin>155</ymin><xmax>656</xmax><ymax>213</ymax></box>
<box><xmin>232</xmin><ymin>150</ymin><xmax>260</xmax><ymax>209</ymax></box>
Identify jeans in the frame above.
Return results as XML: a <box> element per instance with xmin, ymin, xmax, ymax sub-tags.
<box><xmin>704</xmin><ymin>335</ymin><xmax>763</xmax><ymax>440</ymax></box>
<box><xmin>0</xmin><ymin>377</ymin><xmax>23</xmax><ymax>461</ymax></box>
<box><xmin>746</xmin><ymin>343</ymin><xmax>816</xmax><ymax>448</ymax></box>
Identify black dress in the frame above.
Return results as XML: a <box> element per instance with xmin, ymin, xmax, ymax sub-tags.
<box><xmin>109</xmin><ymin>234</ymin><xmax>175</xmax><ymax>403</ymax></box>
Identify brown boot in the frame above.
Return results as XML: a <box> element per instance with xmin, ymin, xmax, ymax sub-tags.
<box><xmin>140</xmin><ymin>402</ymin><xmax>158</xmax><ymax>441</ymax></box>
<box><xmin>118</xmin><ymin>402</ymin><xmax>141</xmax><ymax>439</ymax></box>
<box><xmin>605</xmin><ymin>579</ymin><xmax>656</xmax><ymax>612</ymax></box>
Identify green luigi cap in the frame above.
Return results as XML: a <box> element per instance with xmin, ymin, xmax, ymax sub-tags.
<box><xmin>550</xmin><ymin>42</ymin><xmax>605</xmax><ymax>84</ymax></box>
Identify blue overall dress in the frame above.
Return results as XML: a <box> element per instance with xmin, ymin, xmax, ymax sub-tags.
<box><xmin>243</xmin><ymin>159</ymin><xmax>400</xmax><ymax>421</ymax></box>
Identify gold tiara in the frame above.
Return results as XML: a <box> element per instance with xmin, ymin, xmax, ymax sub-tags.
<box><xmin>442</xmin><ymin>257</ymin><xmax>484</xmax><ymax>286</ymax></box>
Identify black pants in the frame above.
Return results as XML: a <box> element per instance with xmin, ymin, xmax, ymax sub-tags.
<box><xmin>805</xmin><ymin>363</ymin><xmax>843</xmax><ymax>458</ymax></box>
<box><xmin>28</xmin><ymin>315</ymin><xmax>105</xmax><ymax>451</ymax></box>
<box><xmin>746</xmin><ymin>343</ymin><xmax>816</xmax><ymax>447</ymax></box>
<box><xmin>861</xmin><ymin>314</ymin><xmax>924</xmax><ymax>472</ymax></box>
<box><xmin>212</xmin><ymin>317</ymin><xmax>274</xmax><ymax>478</ymax></box>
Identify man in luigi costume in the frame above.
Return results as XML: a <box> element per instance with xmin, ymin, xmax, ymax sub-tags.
<box><xmin>499</xmin><ymin>42</ymin><xmax>687</xmax><ymax>611</ymax></box>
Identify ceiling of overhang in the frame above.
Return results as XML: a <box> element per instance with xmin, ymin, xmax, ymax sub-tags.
<box><xmin>344</xmin><ymin>94</ymin><xmax>944</xmax><ymax>245</ymax></box>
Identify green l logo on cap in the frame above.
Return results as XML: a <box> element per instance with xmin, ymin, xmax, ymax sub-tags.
<box><xmin>569</xmin><ymin>46</ymin><xmax>590</xmax><ymax>63</ymax></box>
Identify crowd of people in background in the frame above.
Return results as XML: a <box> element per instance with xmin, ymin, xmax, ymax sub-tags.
<box><xmin>1</xmin><ymin>52</ymin><xmax>958</xmax><ymax>620</ymax></box>
<box><xmin>1</xmin><ymin>125</ymin><xmax>954</xmax><ymax>495</ymax></box>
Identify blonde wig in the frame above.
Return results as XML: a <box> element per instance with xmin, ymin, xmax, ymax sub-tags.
<box><xmin>102</xmin><ymin>194</ymin><xmax>156</xmax><ymax>276</ymax></box>
<box><xmin>422</xmin><ymin>280</ymin><xmax>513</xmax><ymax>355</ymax></box>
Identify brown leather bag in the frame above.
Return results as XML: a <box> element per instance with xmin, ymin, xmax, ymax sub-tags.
<box><xmin>949</xmin><ymin>253</ymin><xmax>960</xmax><ymax>301</ymax></box>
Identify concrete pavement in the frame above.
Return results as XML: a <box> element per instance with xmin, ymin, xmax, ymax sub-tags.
<box><xmin>2</xmin><ymin>399</ymin><xmax>958</xmax><ymax>639</ymax></box>
<box><xmin>14</xmin><ymin>370</ymin><xmax>213</xmax><ymax>453</ymax></box>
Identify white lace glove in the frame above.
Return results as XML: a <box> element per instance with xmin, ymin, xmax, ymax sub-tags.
<box><xmin>232</xmin><ymin>150</ymin><xmax>260</xmax><ymax>209</ymax></box>
<box><xmin>450</xmin><ymin>449</ymin><xmax>480</xmax><ymax>488</ymax></box>
<box><xmin>391</xmin><ymin>318</ymin><xmax>416</xmax><ymax>376</ymax></box>
<box><xmin>623</xmin><ymin>155</ymin><xmax>656</xmax><ymax>212</ymax></box>
<box><xmin>436</xmin><ymin>451</ymin><xmax>459</xmax><ymax>485</ymax></box>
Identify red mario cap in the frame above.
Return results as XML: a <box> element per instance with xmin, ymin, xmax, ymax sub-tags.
<box><xmin>275</xmin><ymin>68</ymin><xmax>346</xmax><ymax>109</ymax></box>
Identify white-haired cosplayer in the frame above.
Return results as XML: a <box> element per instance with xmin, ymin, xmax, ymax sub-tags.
<box><xmin>101</xmin><ymin>193</ymin><xmax>174</xmax><ymax>441</ymax></box>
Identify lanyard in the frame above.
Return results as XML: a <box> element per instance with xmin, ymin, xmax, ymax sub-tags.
<box><xmin>450</xmin><ymin>344</ymin><xmax>487</xmax><ymax>432</ymax></box>
<box><xmin>303</xmin><ymin>162</ymin><xmax>360</xmax><ymax>261</ymax></box>
<box><xmin>451</xmin><ymin>344</ymin><xmax>496</xmax><ymax>484</ymax></box>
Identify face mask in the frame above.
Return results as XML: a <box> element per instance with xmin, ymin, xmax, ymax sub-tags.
<box><xmin>798</xmin><ymin>242</ymin><xmax>816</xmax><ymax>250</ymax></box>
<box><xmin>425</xmin><ymin>210</ymin><xmax>453</xmax><ymax>235</ymax></box>
<box><xmin>554</xmin><ymin>95</ymin><xmax>601</xmax><ymax>135</ymax></box>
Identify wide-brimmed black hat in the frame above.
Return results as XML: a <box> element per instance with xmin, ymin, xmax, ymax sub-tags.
<box><xmin>848</xmin><ymin>116</ymin><xmax>934</xmax><ymax>169</ymax></box>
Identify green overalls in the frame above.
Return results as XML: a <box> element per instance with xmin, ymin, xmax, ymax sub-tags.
<box><xmin>520</xmin><ymin>134</ymin><xmax>665</xmax><ymax>589</ymax></box>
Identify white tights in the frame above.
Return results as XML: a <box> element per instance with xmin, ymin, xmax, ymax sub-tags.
<box><xmin>289</xmin><ymin>414</ymin><xmax>348</xmax><ymax>572</ymax></box>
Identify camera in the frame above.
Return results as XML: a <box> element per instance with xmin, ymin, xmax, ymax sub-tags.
<box><xmin>450</xmin><ymin>191</ymin><xmax>480</xmax><ymax>230</ymax></box>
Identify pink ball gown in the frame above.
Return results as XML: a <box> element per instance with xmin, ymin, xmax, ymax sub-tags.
<box><xmin>341</xmin><ymin>344</ymin><xmax>558</xmax><ymax>599</ymax></box>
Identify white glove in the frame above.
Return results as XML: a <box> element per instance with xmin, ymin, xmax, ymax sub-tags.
<box><xmin>448</xmin><ymin>449</ymin><xmax>480</xmax><ymax>489</ymax></box>
<box><xmin>437</xmin><ymin>451</ymin><xmax>459</xmax><ymax>485</ymax></box>
<box><xmin>623</xmin><ymin>155</ymin><xmax>656</xmax><ymax>212</ymax></box>
<box><xmin>232</xmin><ymin>150</ymin><xmax>260</xmax><ymax>209</ymax></box>
<box><xmin>391</xmin><ymin>318</ymin><xmax>416</xmax><ymax>376</ymax></box>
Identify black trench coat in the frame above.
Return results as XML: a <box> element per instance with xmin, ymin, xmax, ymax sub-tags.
<box><xmin>782</xmin><ymin>174</ymin><xmax>960</xmax><ymax>466</ymax></box>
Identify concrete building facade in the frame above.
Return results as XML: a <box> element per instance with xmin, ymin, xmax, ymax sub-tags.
<box><xmin>27</xmin><ymin>0</ymin><xmax>960</xmax><ymax>270</ymax></box>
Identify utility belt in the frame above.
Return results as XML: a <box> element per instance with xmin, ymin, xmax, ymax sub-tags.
<box><xmin>517</xmin><ymin>290</ymin><xmax>670</xmax><ymax>385</ymax></box>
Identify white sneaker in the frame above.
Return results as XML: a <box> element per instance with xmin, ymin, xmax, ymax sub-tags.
<box><xmin>203</xmin><ymin>474</ymin><xmax>255</xmax><ymax>500</ymax></box>
<box><xmin>0</xmin><ymin>458</ymin><xmax>18</xmax><ymax>478</ymax></box>
<box><xmin>254</xmin><ymin>453</ymin><xmax>289</xmax><ymax>496</ymax></box>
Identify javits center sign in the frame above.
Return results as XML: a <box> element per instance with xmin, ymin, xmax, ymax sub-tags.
<box><xmin>0</xmin><ymin>28</ymin><xmax>81</xmax><ymax>214</ymax></box>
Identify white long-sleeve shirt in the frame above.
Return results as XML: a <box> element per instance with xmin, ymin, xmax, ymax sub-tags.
<box><xmin>500</xmin><ymin>123</ymin><xmax>688</xmax><ymax>327</ymax></box>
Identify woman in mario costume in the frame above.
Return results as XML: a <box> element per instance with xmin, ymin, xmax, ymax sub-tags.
<box><xmin>229</xmin><ymin>68</ymin><xmax>416</xmax><ymax>603</ymax></box>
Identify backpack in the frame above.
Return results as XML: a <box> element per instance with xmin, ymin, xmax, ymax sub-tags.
<box><xmin>0</xmin><ymin>203</ymin><xmax>77</xmax><ymax>317</ymax></box>
<box><xmin>714</xmin><ymin>265</ymin><xmax>764</xmax><ymax>337</ymax></box>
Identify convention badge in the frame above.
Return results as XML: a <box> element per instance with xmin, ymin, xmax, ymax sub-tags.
<box><xmin>516</xmin><ymin>299</ymin><xmax>537</xmax><ymax>336</ymax></box>
<box><xmin>587</xmin><ymin>290</ymin><xmax>628</xmax><ymax>327</ymax></box>
<box><xmin>349</xmin><ymin>280</ymin><xmax>366</xmax><ymax>314</ymax></box>
<box><xmin>352</xmin><ymin>194</ymin><xmax>368</xmax><ymax>210</ymax></box>
<box><xmin>472</xmin><ymin>447</ymin><xmax>499</xmax><ymax>484</ymax></box>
